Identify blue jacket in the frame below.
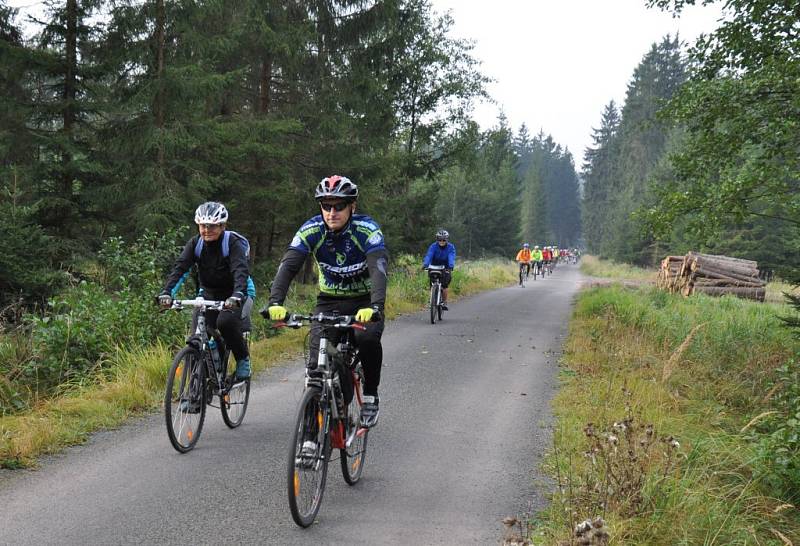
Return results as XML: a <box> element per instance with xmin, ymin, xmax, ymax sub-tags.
<box><xmin>423</xmin><ymin>242</ymin><xmax>456</xmax><ymax>269</ymax></box>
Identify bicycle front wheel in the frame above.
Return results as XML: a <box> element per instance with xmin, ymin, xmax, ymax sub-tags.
<box><xmin>429</xmin><ymin>284</ymin><xmax>437</xmax><ymax>324</ymax></box>
<box><xmin>341</xmin><ymin>364</ymin><xmax>369</xmax><ymax>485</ymax></box>
<box><xmin>165</xmin><ymin>347</ymin><xmax>207</xmax><ymax>453</ymax></box>
<box><xmin>221</xmin><ymin>351</ymin><xmax>251</xmax><ymax>429</ymax></box>
<box><xmin>437</xmin><ymin>287</ymin><xmax>444</xmax><ymax>321</ymax></box>
<box><xmin>288</xmin><ymin>387</ymin><xmax>330</xmax><ymax>527</ymax></box>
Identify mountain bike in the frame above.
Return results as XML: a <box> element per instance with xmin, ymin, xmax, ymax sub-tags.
<box><xmin>272</xmin><ymin>312</ymin><xmax>371</xmax><ymax>528</ymax></box>
<box><xmin>163</xmin><ymin>298</ymin><xmax>251</xmax><ymax>453</ymax></box>
<box><xmin>426</xmin><ymin>265</ymin><xmax>447</xmax><ymax>323</ymax></box>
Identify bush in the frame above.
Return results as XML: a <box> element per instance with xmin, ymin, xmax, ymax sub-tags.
<box><xmin>10</xmin><ymin>230</ymin><xmax>187</xmax><ymax>405</ymax></box>
<box><xmin>752</xmin><ymin>358</ymin><xmax>800</xmax><ymax>503</ymax></box>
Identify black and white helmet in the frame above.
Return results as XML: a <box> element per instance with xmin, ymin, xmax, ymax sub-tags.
<box><xmin>436</xmin><ymin>229</ymin><xmax>449</xmax><ymax>241</ymax></box>
<box><xmin>194</xmin><ymin>201</ymin><xmax>228</xmax><ymax>225</ymax></box>
<box><xmin>315</xmin><ymin>175</ymin><xmax>358</xmax><ymax>201</ymax></box>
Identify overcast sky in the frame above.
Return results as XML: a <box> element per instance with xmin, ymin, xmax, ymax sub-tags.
<box><xmin>429</xmin><ymin>0</ymin><xmax>724</xmax><ymax>164</ymax></box>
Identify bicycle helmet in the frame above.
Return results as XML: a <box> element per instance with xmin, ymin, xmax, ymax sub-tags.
<box><xmin>194</xmin><ymin>201</ymin><xmax>228</xmax><ymax>225</ymax></box>
<box><xmin>523</xmin><ymin>243</ymin><xmax>530</xmax><ymax>248</ymax></box>
<box><xmin>436</xmin><ymin>229</ymin><xmax>449</xmax><ymax>241</ymax></box>
<box><xmin>315</xmin><ymin>175</ymin><xmax>358</xmax><ymax>202</ymax></box>
<box><xmin>534</xmin><ymin>245</ymin><xmax>539</xmax><ymax>249</ymax></box>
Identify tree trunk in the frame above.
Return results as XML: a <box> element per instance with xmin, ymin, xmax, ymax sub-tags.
<box><xmin>62</xmin><ymin>0</ymin><xmax>78</xmax><ymax>200</ymax></box>
<box><xmin>691</xmin><ymin>264</ymin><xmax>765</xmax><ymax>285</ymax></box>
<box><xmin>154</xmin><ymin>0</ymin><xmax>166</xmax><ymax>168</ymax></box>
<box><xmin>691</xmin><ymin>286</ymin><xmax>765</xmax><ymax>301</ymax></box>
<box><xmin>259</xmin><ymin>56</ymin><xmax>272</xmax><ymax>114</ymax></box>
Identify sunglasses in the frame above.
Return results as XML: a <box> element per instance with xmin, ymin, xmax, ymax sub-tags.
<box><xmin>437</xmin><ymin>238</ymin><xmax>448</xmax><ymax>243</ymax></box>
<box><xmin>320</xmin><ymin>201</ymin><xmax>350</xmax><ymax>212</ymax></box>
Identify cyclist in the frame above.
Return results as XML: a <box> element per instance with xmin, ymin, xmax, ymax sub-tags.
<box><xmin>422</xmin><ymin>229</ymin><xmax>456</xmax><ymax>310</ymax></box>
<box><xmin>515</xmin><ymin>243</ymin><xmax>532</xmax><ymax>285</ymax></box>
<box><xmin>264</xmin><ymin>175</ymin><xmax>388</xmax><ymax>428</ymax></box>
<box><xmin>531</xmin><ymin>245</ymin><xmax>544</xmax><ymax>276</ymax></box>
<box><xmin>158</xmin><ymin>202</ymin><xmax>256</xmax><ymax>386</ymax></box>
<box><xmin>542</xmin><ymin>246</ymin><xmax>553</xmax><ymax>273</ymax></box>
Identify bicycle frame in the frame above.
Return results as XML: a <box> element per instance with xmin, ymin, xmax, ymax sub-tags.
<box><xmin>171</xmin><ymin>298</ymin><xmax>231</xmax><ymax>398</ymax></box>
<box><xmin>286</xmin><ymin>314</ymin><xmax>367</xmax><ymax>448</ymax></box>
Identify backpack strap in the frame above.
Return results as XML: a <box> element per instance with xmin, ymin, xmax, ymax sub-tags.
<box><xmin>194</xmin><ymin>230</ymin><xmax>249</xmax><ymax>259</ymax></box>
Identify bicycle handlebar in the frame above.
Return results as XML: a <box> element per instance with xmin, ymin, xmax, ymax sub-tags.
<box><xmin>275</xmin><ymin>312</ymin><xmax>372</xmax><ymax>331</ymax></box>
<box><xmin>170</xmin><ymin>298</ymin><xmax>225</xmax><ymax>311</ymax></box>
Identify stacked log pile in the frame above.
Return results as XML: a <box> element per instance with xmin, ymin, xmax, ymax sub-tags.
<box><xmin>658</xmin><ymin>252</ymin><xmax>765</xmax><ymax>302</ymax></box>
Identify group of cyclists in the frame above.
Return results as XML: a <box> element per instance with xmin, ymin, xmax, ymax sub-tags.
<box><xmin>156</xmin><ymin>172</ymin><xmax>581</xmax><ymax>429</ymax></box>
<box><xmin>515</xmin><ymin>243</ymin><xmax>580</xmax><ymax>286</ymax></box>
<box><xmin>158</xmin><ymin>176</ymin><xmax>387</xmax><ymax>428</ymax></box>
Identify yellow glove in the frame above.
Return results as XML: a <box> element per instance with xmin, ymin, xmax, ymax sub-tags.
<box><xmin>267</xmin><ymin>305</ymin><xmax>287</xmax><ymax>321</ymax></box>
<box><xmin>355</xmin><ymin>307</ymin><xmax>374</xmax><ymax>323</ymax></box>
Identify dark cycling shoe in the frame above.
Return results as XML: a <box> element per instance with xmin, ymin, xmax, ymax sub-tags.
<box><xmin>360</xmin><ymin>396</ymin><xmax>379</xmax><ymax>428</ymax></box>
<box><xmin>179</xmin><ymin>398</ymin><xmax>201</xmax><ymax>414</ymax></box>
<box><xmin>441</xmin><ymin>303</ymin><xmax>449</xmax><ymax>311</ymax></box>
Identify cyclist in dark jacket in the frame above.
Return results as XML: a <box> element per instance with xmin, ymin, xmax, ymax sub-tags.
<box><xmin>158</xmin><ymin>202</ymin><xmax>256</xmax><ymax>381</ymax></box>
<box><xmin>422</xmin><ymin>229</ymin><xmax>456</xmax><ymax>310</ymax></box>
<box><xmin>264</xmin><ymin>176</ymin><xmax>388</xmax><ymax>428</ymax></box>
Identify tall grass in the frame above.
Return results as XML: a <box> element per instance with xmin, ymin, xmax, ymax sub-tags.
<box><xmin>579</xmin><ymin>255</ymin><xmax>657</xmax><ymax>282</ymax></box>
<box><xmin>533</xmin><ymin>285</ymin><xmax>800</xmax><ymax>544</ymax></box>
<box><xmin>0</xmin><ymin>258</ymin><xmax>515</xmax><ymax>467</ymax></box>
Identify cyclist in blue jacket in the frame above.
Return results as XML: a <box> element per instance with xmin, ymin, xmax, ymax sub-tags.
<box><xmin>422</xmin><ymin>229</ymin><xmax>456</xmax><ymax>310</ymax></box>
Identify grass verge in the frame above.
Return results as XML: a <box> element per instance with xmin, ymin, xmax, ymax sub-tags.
<box><xmin>0</xmin><ymin>259</ymin><xmax>515</xmax><ymax>468</ymax></box>
<box><xmin>579</xmin><ymin>255</ymin><xmax>657</xmax><ymax>283</ymax></box>
<box><xmin>530</xmin><ymin>284</ymin><xmax>800</xmax><ymax>544</ymax></box>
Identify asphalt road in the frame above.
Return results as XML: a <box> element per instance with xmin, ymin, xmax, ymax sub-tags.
<box><xmin>0</xmin><ymin>263</ymin><xmax>583</xmax><ymax>545</ymax></box>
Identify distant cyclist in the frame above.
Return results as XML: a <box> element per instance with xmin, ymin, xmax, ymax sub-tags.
<box><xmin>531</xmin><ymin>245</ymin><xmax>544</xmax><ymax>276</ymax></box>
<box><xmin>542</xmin><ymin>246</ymin><xmax>553</xmax><ymax>273</ymax></box>
<box><xmin>515</xmin><ymin>243</ymin><xmax>532</xmax><ymax>285</ymax></box>
<box><xmin>422</xmin><ymin>229</ymin><xmax>456</xmax><ymax>310</ymax></box>
<box><xmin>158</xmin><ymin>202</ymin><xmax>256</xmax><ymax>383</ymax></box>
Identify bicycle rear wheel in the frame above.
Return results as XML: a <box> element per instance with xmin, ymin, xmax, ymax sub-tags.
<box><xmin>429</xmin><ymin>284</ymin><xmax>437</xmax><ymax>324</ymax></box>
<box><xmin>288</xmin><ymin>387</ymin><xmax>330</xmax><ymax>527</ymax></box>
<box><xmin>221</xmin><ymin>349</ymin><xmax>250</xmax><ymax>428</ymax></box>
<box><xmin>165</xmin><ymin>347</ymin><xmax>206</xmax><ymax>453</ymax></box>
<box><xmin>341</xmin><ymin>363</ymin><xmax>369</xmax><ymax>485</ymax></box>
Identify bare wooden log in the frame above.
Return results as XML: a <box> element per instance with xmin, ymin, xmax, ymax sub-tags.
<box><xmin>693</xmin><ymin>253</ymin><xmax>757</xmax><ymax>268</ymax></box>
<box><xmin>692</xmin><ymin>256</ymin><xmax>759</xmax><ymax>277</ymax></box>
<box><xmin>692</xmin><ymin>278</ymin><xmax>764</xmax><ymax>288</ymax></box>
<box><xmin>692</xmin><ymin>285</ymin><xmax>765</xmax><ymax>301</ymax></box>
<box><xmin>691</xmin><ymin>264</ymin><xmax>765</xmax><ymax>285</ymax></box>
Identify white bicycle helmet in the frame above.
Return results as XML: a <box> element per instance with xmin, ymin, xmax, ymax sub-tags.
<box><xmin>194</xmin><ymin>202</ymin><xmax>229</xmax><ymax>225</ymax></box>
<box><xmin>315</xmin><ymin>175</ymin><xmax>359</xmax><ymax>201</ymax></box>
<box><xmin>436</xmin><ymin>229</ymin><xmax>449</xmax><ymax>241</ymax></box>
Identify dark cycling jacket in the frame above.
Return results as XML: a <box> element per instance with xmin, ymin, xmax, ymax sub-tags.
<box><xmin>422</xmin><ymin>242</ymin><xmax>456</xmax><ymax>270</ymax></box>
<box><xmin>161</xmin><ymin>233</ymin><xmax>255</xmax><ymax>301</ymax></box>
<box><xmin>269</xmin><ymin>214</ymin><xmax>388</xmax><ymax>310</ymax></box>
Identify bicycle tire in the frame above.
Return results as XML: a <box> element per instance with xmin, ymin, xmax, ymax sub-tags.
<box><xmin>429</xmin><ymin>284</ymin><xmax>437</xmax><ymax>324</ymax></box>
<box><xmin>165</xmin><ymin>346</ymin><xmax>207</xmax><ymax>453</ymax></box>
<box><xmin>288</xmin><ymin>387</ymin><xmax>330</xmax><ymax>527</ymax></box>
<box><xmin>340</xmin><ymin>363</ymin><xmax>369</xmax><ymax>485</ymax></box>
<box><xmin>437</xmin><ymin>296</ymin><xmax>444</xmax><ymax>321</ymax></box>
<box><xmin>220</xmin><ymin>348</ymin><xmax>250</xmax><ymax>428</ymax></box>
